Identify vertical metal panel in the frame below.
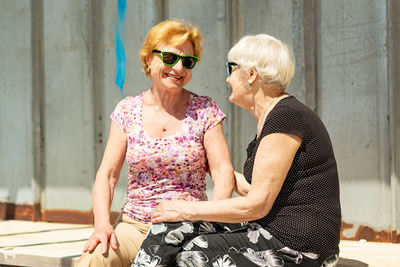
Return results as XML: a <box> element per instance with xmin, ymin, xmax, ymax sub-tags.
<box><xmin>316</xmin><ymin>0</ymin><xmax>391</xmax><ymax>232</ymax></box>
<box><xmin>388</xmin><ymin>0</ymin><xmax>400</xmax><ymax>232</ymax></box>
<box><xmin>42</xmin><ymin>0</ymin><xmax>94</xmax><ymax>210</ymax></box>
<box><xmin>90</xmin><ymin>0</ymin><xmax>105</xmax><ymax>174</ymax></box>
<box><xmin>292</xmin><ymin>0</ymin><xmax>317</xmax><ymax>110</ymax></box>
<box><xmin>31</xmin><ymin>0</ymin><xmax>45</xmax><ymax>219</ymax></box>
<box><xmin>0</xmin><ymin>1</ymin><xmax>35</xmax><ymax>205</ymax></box>
<box><xmin>226</xmin><ymin>0</ymin><xmax>246</xmax><ymax>171</ymax></box>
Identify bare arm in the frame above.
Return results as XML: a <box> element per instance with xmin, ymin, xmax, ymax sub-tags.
<box><xmin>203</xmin><ymin>122</ymin><xmax>235</xmax><ymax>200</ymax></box>
<box><xmin>233</xmin><ymin>171</ymin><xmax>250</xmax><ymax>196</ymax></box>
<box><xmin>151</xmin><ymin>132</ymin><xmax>301</xmax><ymax>223</ymax></box>
<box><xmin>83</xmin><ymin>121</ymin><xmax>126</xmax><ymax>254</ymax></box>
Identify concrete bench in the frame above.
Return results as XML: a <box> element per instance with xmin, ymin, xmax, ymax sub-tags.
<box><xmin>1</xmin><ymin>220</ymin><xmax>399</xmax><ymax>267</ymax></box>
<box><xmin>0</xmin><ymin>220</ymin><xmax>92</xmax><ymax>267</ymax></box>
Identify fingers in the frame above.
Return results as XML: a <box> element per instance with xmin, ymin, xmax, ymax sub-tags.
<box><xmin>89</xmin><ymin>238</ymin><xmax>100</xmax><ymax>252</ymax></box>
<box><xmin>151</xmin><ymin>217</ymin><xmax>160</xmax><ymax>223</ymax></box>
<box><xmin>151</xmin><ymin>212</ymin><xmax>162</xmax><ymax>223</ymax></box>
<box><xmin>82</xmin><ymin>231</ymin><xmax>115</xmax><ymax>254</ymax></box>
<box><xmin>110</xmin><ymin>232</ymin><xmax>118</xmax><ymax>250</ymax></box>
<box><xmin>82</xmin><ymin>240</ymin><xmax>89</xmax><ymax>252</ymax></box>
<box><xmin>83</xmin><ymin>236</ymin><xmax>100</xmax><ymax>253</ymax></box>
<box><xmin>100</xmin><ymin>235</ymin><xmax>109</xmax><ymax>254</ymax></box>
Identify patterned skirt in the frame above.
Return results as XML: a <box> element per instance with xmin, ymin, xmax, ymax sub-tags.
<box><xmin>132</xmin><ymin>221</ymin><xmax>339</xmax><ymax>267</ymax></box>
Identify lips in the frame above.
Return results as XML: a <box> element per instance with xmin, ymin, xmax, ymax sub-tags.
<box><xmin>165</xmin><ymin>73</ymin><xmax>183</xmax><ymax>80</ymax></box>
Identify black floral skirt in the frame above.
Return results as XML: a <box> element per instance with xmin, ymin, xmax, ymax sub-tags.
<box><xmin>132</xmin><ymin>221</ymin><xmax>338</xmax><ymax>267</ymax></box>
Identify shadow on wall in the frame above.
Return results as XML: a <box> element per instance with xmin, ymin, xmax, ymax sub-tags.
<box><xmin>337</xmin><ymin>257</ymin><xmax>368</xmax><ymax>267</ymax></box>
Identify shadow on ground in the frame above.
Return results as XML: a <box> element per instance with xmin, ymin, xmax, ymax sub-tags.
<box><xmin>337</xmin><ymin>257</ymin><xmax>369</xmax><ymax>267</ymax></box>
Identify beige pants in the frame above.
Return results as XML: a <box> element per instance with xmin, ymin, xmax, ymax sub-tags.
<box><xmin>75</xmin><ymin>214</ymin><xmax>150</xmax><ymax>267</ymax></box>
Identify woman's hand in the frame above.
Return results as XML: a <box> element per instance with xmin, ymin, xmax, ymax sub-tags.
<box><xmin>83</xmin><ymin>223</ymin><xmax>118</xmax><ymax>254</ymax></box>
<box><xmin>151</xmin><ymin>200</ymin><xmax>191</xmax><ymax>223</ymax></box>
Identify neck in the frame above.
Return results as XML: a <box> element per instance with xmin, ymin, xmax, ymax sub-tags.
<box><xmin>148</xmin><ymin>86</ymin><xmax>186</xmax><ymax>113</ymax></box>
<box><xmin>254</xmin><ymin>89</ymin><xmax>287</xmax><ymax>137</ymax></box>
<box><xmin>253</xmin><ymin>90</ymin><xmax>286</xmax><ymax>123</ymax></box>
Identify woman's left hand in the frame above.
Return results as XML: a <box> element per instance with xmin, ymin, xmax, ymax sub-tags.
<box><xmin>151</xmin><ymin>200</ymin><xmax>191</xmax><ymax>223</ymax></box>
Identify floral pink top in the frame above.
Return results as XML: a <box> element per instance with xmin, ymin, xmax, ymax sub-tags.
<box><xmin>110</xmin><ymin>92</ymin><xmax>226</xmax><ymax>223</ymax></box>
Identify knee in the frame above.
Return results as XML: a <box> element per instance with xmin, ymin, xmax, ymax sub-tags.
<box><xmin>75</xmin><ymin>247</ymin><xmax>123</xmax><ymax>267</ymax></box>
<box><xmin>75</xmin><ymin>250</ymin><xmax>103</xmax><ymax>267</ymax></box>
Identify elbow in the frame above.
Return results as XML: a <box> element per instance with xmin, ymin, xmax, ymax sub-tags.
<box><xmin>224</xmin><ymin>165</ymin><xmax>235</xmax><ymax>187</ymax></box>
<box><xmin>245</xmin><ymin>200</ymin><xmax>272</xmax><ymax>221</ymax></box>
<box><xmin>212</xmin><ymin>165</ymin><xmax>235</xmax><ymax>187</ymax></box>
<box><xmin>95</xmin><ymin>170</ymin><xmax>118</xmax><ymax>190</ymax></box>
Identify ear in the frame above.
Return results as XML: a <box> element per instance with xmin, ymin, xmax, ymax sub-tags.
<box><xmin>145</xmin><ymin>54</ymin><xmax>152</xmax><ymax>66</ymax></box>
<box><xmin>248</xmin><ymin>67</ymin><xmax>258</xmax><ymax>85</ymax></box>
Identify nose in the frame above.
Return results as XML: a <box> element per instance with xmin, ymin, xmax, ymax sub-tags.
<box><xmin>172</xmin><ymin>58</ymin><xmax>184</xmax><ymax>72</ymax></box>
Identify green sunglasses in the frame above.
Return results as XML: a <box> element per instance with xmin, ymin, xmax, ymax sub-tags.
<box><xmin>226</xmin><ymin>62</ymin><xmax>239</xmax><ymax>76</ymax></box>
<box><xmin>152</xmin><ymin>49</ymin><xmax>199</xmax><ymax>69</ymax></box>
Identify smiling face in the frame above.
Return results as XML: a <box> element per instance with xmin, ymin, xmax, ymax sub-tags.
<box><xmin>147</xmin><ymin>40</ymin><xmax>194</xmax><ymax>93</ymax></box>
<box><xmin>226</xmin><ymin>66</ymin><xmax>251</xmax><ymax>109</ymax></box>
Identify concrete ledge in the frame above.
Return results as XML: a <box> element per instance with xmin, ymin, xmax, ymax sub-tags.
<box><xmin>1</xmin><ymin>220</ymin><xmax>399</xmax><ymax>267</ymax></box>
<box><xmin>338</xmin><ymin>240</ymin><xmax>400</xmax><ymax>267</ymax></box>
<box><xmin>0</xmin><ymin>220</ymin><xmax>92</xmax><ymax>267</ymax></box>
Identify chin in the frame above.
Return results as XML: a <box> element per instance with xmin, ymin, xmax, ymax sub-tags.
<box><xmin>229</xmin><ymin>94</ymin><xmax>237</xmax><ymax>104</ymax></box>
<box><xmin>162</xmin><ymin>82</ymin><xmax>185</xmax><ymax>92</ymax></box>
<box><xmin>229</xmin><ymin>96</ymin><xmax>246</xmax><ymax>109</ymax></box>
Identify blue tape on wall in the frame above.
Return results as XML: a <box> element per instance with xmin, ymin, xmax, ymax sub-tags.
<box><xmin>115</xmin><ymin>0</ymin><xmax>126</xmax><ymax>96</ymax></box>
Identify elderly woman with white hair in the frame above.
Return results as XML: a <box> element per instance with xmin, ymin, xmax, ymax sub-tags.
<box><xmin>133</xmin><ymin>34</ymin><xmax>341</xmax><ymax>267</ymax></box>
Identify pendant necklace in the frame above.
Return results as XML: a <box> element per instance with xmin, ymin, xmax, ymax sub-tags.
<box><xmin>158</xmin><ymin>93</ymin><xmax>185</xmax><ymax>132</ymax></box>
<box><xmin>161</xmin><ymin>115</ymin><xmax>174</xmax><ymax>132</ymax></box>
<box><xmin>161</xmin><ymin>105</ymin><xmax>178</xmax><ymax>132</ymax></box>
<box><xmin>257</xmin><ymin>96</ymin><xmax>279</xmax><ymax>137</ymax></box>
<box><xmin>262</xmin><ymin>97</ymin><xmax>278</xmax><ymax>118</ymax></box>
<box><xmin>261</xmin><ymin>92</ymin><xmax>286</xmax><ymax>119</ymax></box>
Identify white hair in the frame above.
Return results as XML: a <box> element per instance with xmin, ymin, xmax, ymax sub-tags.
<box><xmin>227</xmin><ymin>34</ymin><xmax>295</xmax><ymax>90</ymax></box>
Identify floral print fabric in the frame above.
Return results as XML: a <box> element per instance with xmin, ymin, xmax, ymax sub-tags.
<box><xmin>110</xmin><ymin>92</ymin><xmax>225</xmax><ymax>223</ymax></box>
<box><xmin>132</xmin><ymin>221</ymin><xmax>339</xmax><ymax>267</ymax></box>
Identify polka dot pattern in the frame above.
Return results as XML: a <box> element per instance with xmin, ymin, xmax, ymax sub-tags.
<box><xmin>110</xmin><ymin>92</ymin><xmax>225</xmax><ymax>223</ymax></box>
<box><xmin>243</xmin><ymin>96</ymin><xmax>341</xmax><ymax>259</ymax></box>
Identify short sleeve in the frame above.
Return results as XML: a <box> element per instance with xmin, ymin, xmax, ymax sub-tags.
<box><xmin>109</xmin><ymin>97</ymin><xmax>133</xmax><ymax>133</ymax></box>
<box><xmin>261</xmin><ymin>105</ymin><xmax>306</xmax><ymax>139</ymax></box>
<box><xmin>202</xmin><ymin>97</ymin><xmax>226</xmax><ymax>132</ymax></box>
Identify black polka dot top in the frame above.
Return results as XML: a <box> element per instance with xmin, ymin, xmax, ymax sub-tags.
<box><xmin>243</xmin><ymin>96</ymin><xmax>341</xmax><ymax>262</ymax></box>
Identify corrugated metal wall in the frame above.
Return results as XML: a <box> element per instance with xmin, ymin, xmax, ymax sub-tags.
<box><xmin>0</xmin><ymin>0</ymin><xmax>399</xmax><ymax>242</ymax></box>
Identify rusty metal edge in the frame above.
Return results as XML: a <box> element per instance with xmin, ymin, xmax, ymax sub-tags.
<box><xmin>1</xmin><ymin>202</ymin><xmax>399</xmax><ymax>243</ymax></box>
<box><xmin>0</xmin><ymin>202</ymin><xmax>119</xmax><ymax>225</ymax></box>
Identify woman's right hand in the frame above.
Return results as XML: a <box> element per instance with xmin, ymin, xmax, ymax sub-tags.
<box><xmin>82</xmin><ymin>223</ymin><xmax>118</xmax><ymax>254</ymax></box>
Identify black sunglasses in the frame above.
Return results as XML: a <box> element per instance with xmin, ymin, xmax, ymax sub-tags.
<box><xmin>152</xmin><ymin>49</ymin><xmax>198</xmax><ymax>69</ymax></box>
<box><xmin>226</xmin><ymin>62</ymin><xmax>239</xmax><ymax>76</ymax></box>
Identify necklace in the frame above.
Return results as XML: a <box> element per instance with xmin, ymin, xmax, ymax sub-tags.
<box><xmin>161</xmin><ymin>113</ymin><xmax>174</xmax><ymax>132</ymax></box>
<box><xmin>257</xmin><ymin>96</ymin><xmax>280</xmax><ymax>137</ymax></box>
<box><xmin>160</xmin><ymin>104</ymin><xmax>180</xmax><ymax>132</ymax></box>
<box><xmin>148</xmin><ymin>91</ymin><xmax>177</xmax><ymax>132</ymax></box>
<box><xmin>262</xmin><ymin>97</ymin><xmax>278</xmax><ymax>118</ymax></box>
<box><xmin>149</xmin><ymin>89</ymin><xmax>185</xmax><ymax>132</ymax></box>
<box><xmin>261</xmin><ymin>92</ymin><xmax>287</xmax><ymax>119</ymax></box>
